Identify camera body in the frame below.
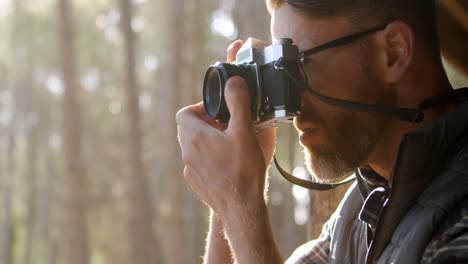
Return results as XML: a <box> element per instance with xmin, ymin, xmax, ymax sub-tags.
<box><xmin>203</xmin><ymin>38</ymin><xmax>302</xmax><ymax>131</ymax></box>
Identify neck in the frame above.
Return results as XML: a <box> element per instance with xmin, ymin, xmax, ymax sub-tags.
<box><xmin>367</xmin><ymin>73</ymin><xmax>455</xmax><ymax>180</ymax></box>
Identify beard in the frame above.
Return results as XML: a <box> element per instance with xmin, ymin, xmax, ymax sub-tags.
<box><xmin>302</xmin><ymin>65</ymin><xmax>395</xmax><ymax>183</ymax></box>
<box><xmin>303</xmin><ymin>110</ymin><xmax>379</xmax><ymax>183</ymax></box>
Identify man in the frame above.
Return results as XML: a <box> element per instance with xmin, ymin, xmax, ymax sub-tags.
<box><xmin>176</xmin><ymin>0</ymin><xmax>468</xmax><ymax>263</ymax></box>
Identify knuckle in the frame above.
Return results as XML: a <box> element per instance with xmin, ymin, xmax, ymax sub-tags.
<box><xmin>181</xmin><ymin>151</ymin><xmax>191</xmax><ymax>165</ymax></box>
<box><xmin>181</xmin><ymin>146</ymin><xmax>196</xmax><ymax>165</ymax></box>
<box><xmin>183</xmin><ymin>167</ymin><xmax>192</xmax><ymax>181</ymax></box>
<box><xmin>175</xmin><ymin>108</ymin><xmax>187</xmax><ymax>123</ymax></box>
<box><xmin>181</xmin><ymin>138</ymin><xmax>201</xmax><ymax>166</ymax></box>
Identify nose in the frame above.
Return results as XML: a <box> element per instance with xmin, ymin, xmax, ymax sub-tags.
<box><xmin>294</xmin><ymin>90</ymin><xmax>322</xmax><ymax>130</ymax></box>
<box><xmin>294</xmin><ymin>93</ymin><xmax>309</xmax><ymax>131</ymax></box>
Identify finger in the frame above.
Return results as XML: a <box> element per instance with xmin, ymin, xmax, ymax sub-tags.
<box><xmin>176</xmin><ymin>103</ymin><xmax>218</xmax><ymax>130</ymax></box>
<box><xmin>176</xmin><ymin>106</ymin><xmax>219</xmax><ymax>154</ymax></box>
<box><xmin>256</xmin><ymin>128</ymin><xmax>276</xmax><ymax>149</ymax></box>
<box><xmin>183</xmin><ymin>166</ymin><xmax>196</xmax><ymax>184</ymax></box>
<box><xmin>183</xmin><ymin>166</ymin><xmax>215</xmax><ymax>209</ymax></box>
<box><xmin>184</xmin><ymin>166</ymin><xmax>203</xmax><ymax>197</ymax></box>
<box><xmin>224</xmin><ymin>76</ymin><xmax>253</xmax><ymax>132</ymax></box>
<box><xmin>176</xmin><ymin>104</ymin><xmax>208</xmax><ymax>131</ymax></box>
<box><xmin>227</xmin><ymin>40</ymin><xmax>243</xmax><ymax>64</ymax></box>
<box><xmin>178</xmin><ymin>130</ymin><xmax>202</xmax><ymax>167</ymax></box>
<box><xmin>256</xmin><ymin>127</ymin><xmax>277</xmax><ymax>165</ymax></box>
<box><xmin>177</xmin><ymin>102</ymin><xmax>228</xmax><ymax>131</ymax></box>
<box><xmin>176</xmin><ymin>102</ymin><xmax>206</xmax><ymax>121</ymax></box>
<box><xmin>177</xmin><ymin>119</ymin><xmax>215</xmax><ymax>154</ymax></box>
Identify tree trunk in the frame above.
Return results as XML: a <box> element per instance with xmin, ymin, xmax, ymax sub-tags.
<box><xmin>1</xmin><ymin>1</ymin><xmax>23</xmax><ymax>262</ymax></box>
<box><xmin>183</xmin><ymin>0</ymin><xmax>208</xmax><ymax>261</ymax></box>
<box><xmin>23</xmin><ymin>32</ymin><xmax>40</xmax><ymax>264</ymax></box>
<box><xmin>24</xmin><ymin>118</ymin><xmax>39</xmax><ymax>264</ymax></box>
<box><xmin>155</xmin><ymin>0</ymin><xmax>185</xmax><ymax>263</ymax></box>
<box><xmin>119</xmin><ymin>0</ymin><xmax>158</xmax><ymax>263</ymax></box>
<box><xmin>43</xmin><ymin>139</ymin><xmax>58</xmax><ymax>264</ymax></box>
<box><xmin>58</xmin><ymin>0</ymin><xmax>89</xmax><ymax>263</ymax></box>
<box><xmin>0</xmin><ymin>1</ymin><xmax>20</xmax><ymax>261</ymax></box>
<box><xmin>0</xmin><ymin>134</ymin><xmax>15</xmax><ymax>264</ymax></box>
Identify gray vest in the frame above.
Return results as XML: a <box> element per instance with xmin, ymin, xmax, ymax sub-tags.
<box><xmin>328</xmin><ymin>101</ymin><xmax>468</xmax><ymax>264</ymax></box>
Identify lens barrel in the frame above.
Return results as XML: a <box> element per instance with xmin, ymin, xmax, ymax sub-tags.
<box><xmin>203</xmin><ymin>63</ymin><xmax>244</xmax><ymax>122</ymax></box>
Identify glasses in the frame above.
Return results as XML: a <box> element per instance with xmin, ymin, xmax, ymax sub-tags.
<box><xmin>299</xmin><ymin>25</ymin><xmax>387</xmax><ymax>64</ymax></box>
<box><xmin>297</xmin><ymin>25</ymin><xmax>387</xmax><ymax>86</ymax></box>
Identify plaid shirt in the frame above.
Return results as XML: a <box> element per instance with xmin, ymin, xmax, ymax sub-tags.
<box><xmin>286</xmin><ymin>198</ymin><xmax>468</xmax><ymax>264</ymax></box>
<box><xmin>285</xmin><ymin>220</ymin><xmax>331</xmax><ymax>264</ymax></box>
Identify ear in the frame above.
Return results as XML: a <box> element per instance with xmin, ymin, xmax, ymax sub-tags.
<box><xmin>375</xmin><ymin>21</ymin><xmax>414</xmax><ymax>84</ymax></box>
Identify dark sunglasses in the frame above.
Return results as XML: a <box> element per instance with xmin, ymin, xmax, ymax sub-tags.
<box><xmin>299</xmin><ymin>25</ymin><xmax>387</xmax><ymax>63</ymax></box>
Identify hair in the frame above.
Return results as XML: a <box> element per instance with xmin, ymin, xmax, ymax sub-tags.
<box><xmin>266</xmin><ymin>0</ymin><xmax>441</xmax><ymax>62</ymax></box>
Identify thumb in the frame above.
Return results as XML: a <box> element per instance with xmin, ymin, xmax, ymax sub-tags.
<box><xmin>224</xmin><ymin>76</ymin><xmax>253</xmax><ymax>130</ymax></box>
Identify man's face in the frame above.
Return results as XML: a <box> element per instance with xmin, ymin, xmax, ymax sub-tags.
<box><xmin>271</xmin><ymin>4</ymin><xmax>394</xmax><ymax>182</ymax></box>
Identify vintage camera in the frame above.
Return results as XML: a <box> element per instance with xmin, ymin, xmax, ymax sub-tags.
<box><xmin>203</xmin><ymin>38</ymin><xmax>302</xmax><ymax>131</ymax></box>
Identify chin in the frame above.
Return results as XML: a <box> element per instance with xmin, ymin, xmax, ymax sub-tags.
<box><xmin>304</xmin><ymin>146</ymin><xmax>355</xmax><ymax>184</ymax></box>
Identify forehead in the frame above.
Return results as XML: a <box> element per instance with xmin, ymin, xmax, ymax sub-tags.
<box><xmin>270</xmin><ymin>4</ymin><xmax>353</xmax><ymax>50</ymax></box>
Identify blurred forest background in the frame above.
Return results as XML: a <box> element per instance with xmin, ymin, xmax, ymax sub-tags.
<box><xmin>0</xmin><ymin>0</ymin><xmax>467</xmax><ymax>264</ymax></box>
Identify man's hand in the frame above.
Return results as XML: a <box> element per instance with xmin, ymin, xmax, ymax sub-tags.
<box><xmin>176</xmin><ymin>74</ymin><xmax>267</xmax><ymax>216</ymax></box>
<box><xmin>176</xmin><ymin>40</ymin><xmax>276</xmax><ymax>215</ymax></box>
<box><xmin>176</xmin><ymin>40</ymin><xmax>281</xmax><ymax>263</ymax></box>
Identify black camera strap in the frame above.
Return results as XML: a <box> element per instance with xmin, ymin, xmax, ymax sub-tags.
<box><xmin>273</xmin><ymin>156</ymin><xmax>356</xmax><ymax>190</ymax></box>
<box><xmin>275</xmin><ymin>57</ymin><xmax>468</xmax><ymax>123</ymax></box>
<box><xmin>273</xmin><ymin>57</ymin><xmax>468</xmax><ymax>190</ymax></box>
<box><xmin>275</xmin><ymin>57</ymin><xmax>426</xmax><ymax>122</ymax></box>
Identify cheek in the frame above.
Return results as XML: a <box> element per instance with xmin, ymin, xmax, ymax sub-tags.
<box><xmin>298</xmin><ymin>89</ymin><xmax>369</xmax><ymax>144</ymax></box>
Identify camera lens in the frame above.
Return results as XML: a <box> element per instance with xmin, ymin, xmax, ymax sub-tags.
<box><xmin>203</xmin><ymin>66</ymin><xmax>229</xmax><ymax>121</ymax></box>
<box><xmin>203</xmin><ymin>63</ymin><xmax>245</xmax><ymax>122</ymax></box>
